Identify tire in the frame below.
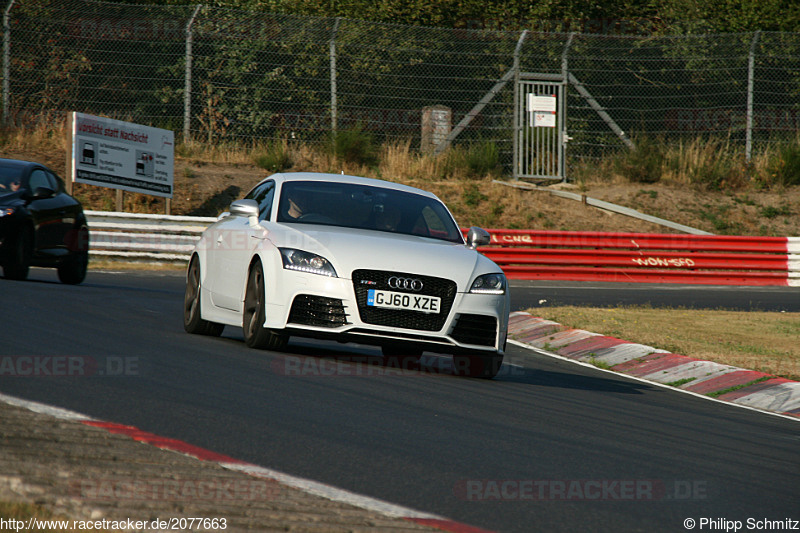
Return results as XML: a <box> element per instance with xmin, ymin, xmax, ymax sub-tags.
<box><xmin>183</xmin><ymin>256</ymin><xmax>224</xmax><ymax>336</ymax></box>
<box><xmin>243</xmin><ymin>260</ymin><xmax>287</xmax><ymax>350</ymax></box>
<box><xmin>452</xmin><ymin>351</ymin><xmax>504</xmax><ymax>379</ymax></box>
<box><xmin>2</xmin><ymin>226</ymin><xmax>32</xmax><ymax>281</ymax></box>
<box><xmin>57</xmin><ymin>226</ymin><xmax>89</xmax><ymax>284</ymax></box>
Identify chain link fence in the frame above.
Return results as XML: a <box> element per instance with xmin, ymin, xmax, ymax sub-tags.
<box><xmin>2</xmin><ymin>0</ymin><xmax>799</xmax><ymax>177</ymax></box>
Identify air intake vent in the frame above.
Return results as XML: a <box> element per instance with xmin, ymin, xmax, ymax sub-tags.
<box><xmin>450</xmin><ymin>314</ymin><xmax>497</xmax><ymax>347</ymax></box>
<box><xmin>288</xmin><ymin>294</ymin><xmax>349</xmax><ymax>328</ymax></box>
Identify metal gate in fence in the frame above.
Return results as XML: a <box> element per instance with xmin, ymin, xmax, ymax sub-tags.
<box><xmin>514</xmin><ymin>77</ymin><xmax>567</xmax><ymax>181</ymax></box>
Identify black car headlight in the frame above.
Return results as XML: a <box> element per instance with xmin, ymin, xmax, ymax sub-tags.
<box><xmin>469</xmin><ymin>273</ymin><xmax>507</xmax><ymax>294</ymax></box>
<box><xmin>279</xmin><ymin>248</ymin><xmax>337</xmax><ymax>277</ymax></box>
<box><xmin>0</xmin><ymin>207</ymin><xmax>15</xmax><ymax>217</ymax></box>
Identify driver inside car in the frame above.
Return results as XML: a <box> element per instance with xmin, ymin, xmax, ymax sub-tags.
<box><xmin>284</xmin><ymin>190</ymin><xmax>309</xmax><ymax>221</ymax></box>
<box><xmin>375</xmin><ymin>204</ymin><xmax>402</xmax><ymax>232</ymax></box>
<box><xmin>0</xmin><ymin>178</ymin><xmax>21</xmax><ymax>192</ymax></box>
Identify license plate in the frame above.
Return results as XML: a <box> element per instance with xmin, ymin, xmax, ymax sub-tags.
<box><xmin>367</xmin><ymin>289</ymin><xmax>440</xmax><ymax>314</ymax></box>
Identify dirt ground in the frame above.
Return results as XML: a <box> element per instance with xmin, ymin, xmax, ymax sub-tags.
<box><xmin>0</xmin><ymin>400</ymin><xmax>445</xmax><ymax>532</ymax></box>
<box><xmin>4</xmin><ymin>146</ymin><xmax>799</xmax><ymax>236</ymax></box>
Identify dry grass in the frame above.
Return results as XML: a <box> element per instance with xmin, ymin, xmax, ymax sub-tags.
<box><xmin>88</xmin><ymin>259</ymin><xmax>185</xmax><ymax>271</ymax></box>
<box><xmin>571</xmin><ymin>135</ymin><xmax>800</xmax><ymax>192</ymax></box>
<box><xmin>0</xmin><ymin>501</ymin><xmax>104</xmax><ymax>532</ymax></box>
<box><xmin>532</xmin><ymin>305</ymin><xmax>800</xmax><ymax>380</ymax></box>
<box><xmin>0</xmin><ymin>123</ymin><xmax>69</xmax><ymax>154</ymax></box>
<box><xmin>664</xmin><ymin>136</ymin><xmax>738</xmax><ymax>185</ymax></box>
<box><xmin>379</xmin><ymin>139</ymin><xmax>442</xmax><ymax>181</ymax></box>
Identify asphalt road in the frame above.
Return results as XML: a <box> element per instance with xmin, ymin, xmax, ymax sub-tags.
<box><xmin>1</xmin><ymin>269</ymin><xmax>798</xmax><ymax>533</ymax></box>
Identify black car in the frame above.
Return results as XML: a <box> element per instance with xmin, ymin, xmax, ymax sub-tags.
<box><xmin>0</xmin><ymin>158</ymin><xmax>89</xmax><ymax>284</ymax></box>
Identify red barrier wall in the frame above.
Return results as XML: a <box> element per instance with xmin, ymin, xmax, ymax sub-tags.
<box><xmin>471</xmin><ymin>229</ymin><xmax>793</xmax><ymax>286</ymax></box>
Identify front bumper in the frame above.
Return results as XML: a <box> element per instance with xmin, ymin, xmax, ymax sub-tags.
<box><xmin>264</xmin><ymin>271</ymin><xmax>509</xmax><ymax>354</ymax></box>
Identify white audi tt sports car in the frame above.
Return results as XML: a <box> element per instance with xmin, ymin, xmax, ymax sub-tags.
<box><xmin>184</xmin><ymin>172</ymin><xmax>510</xmax><ymax>378</ymax></box>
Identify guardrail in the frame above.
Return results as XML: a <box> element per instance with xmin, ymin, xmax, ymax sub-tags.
<box><xmin>86</xmin><ymin>212</ymin><xmax>800</xmax><ymax>286</ymax></box>
<box><xmin>86</xmin><ymin>210</ymin><xmax>213</xmax><ymax>262</ymax></box>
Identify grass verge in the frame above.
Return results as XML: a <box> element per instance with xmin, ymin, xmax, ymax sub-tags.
<box><xmin>88</xmin><ymin>259</ymin><xmax>185</xmax><ymax>271</ymax></box>
<box><xmin>527</xmin><ymin>305</ymin><xmax>800</xmax><ymax>381</ymax></box>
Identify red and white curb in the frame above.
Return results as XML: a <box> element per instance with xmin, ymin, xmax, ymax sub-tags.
<box><xmin>508</xmin><ymin>311</ymin><xmax>800</xmax><ymax>419</ymax></box>
<box><xmin>0</xmin><ymin>392</ymin><xmax>492</xmax><ymax>533</ymax></box>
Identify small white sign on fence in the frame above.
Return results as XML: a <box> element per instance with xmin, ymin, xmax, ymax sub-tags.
<box><xmin>527</xmin><ymin>94</ymin><xmax>557</xmax><ymax>128</ymax></box>
<box><xmin>69</xmin><ymin>112</ymin><xmax>174</xmax><ymax>198</ymax></box>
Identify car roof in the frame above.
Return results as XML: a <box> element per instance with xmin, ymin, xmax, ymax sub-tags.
<box><xmin>268</xmin><ymin>172</ymin><xmax>440</xmax><ymax>200</ymax></box>
<box><xmin>0</xmin><ymin>158</ymin><xmax>42</xmax><ymax>170</ymax></box>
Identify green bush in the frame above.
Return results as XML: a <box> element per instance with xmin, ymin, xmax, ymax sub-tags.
<box><xmin>439</xmin><ymin>142</ymin><xmax>501</xmax><ymax>180</ymax></box>
<box><xmin>253</xmin><ymin>140</ymin><xmax>293</xmax><ymax>172</ymax></box>
<box><xmin>437</xmin><ymin>147</ymin><xmax>466</xmax><ymax>179</ymax></box>
<box><xmin>466</xmin><ymin>142</ymin><xmax>501</xmax><ymax>177</ymax></box>
<box><xmin>614</xmin><ymin>136</ymin><xmax>664</xmax><ymax>183</ymax></box>
<box><xmin>759</xmin><ymin>205</ymin><xmax>793</xmax><ymax>218</ymax></box>
<box><xmin>769</xmin><ymin>144</ymin><xmax>800</xmax><ymax>187</ymax></box>
<box><xmin>327</xmin><ymin>124</ymin><xmax>378</xmax><ymax>166</ymax></box>
<box><xmin>689</xmin><ymin>158</ymin><xmax>735</xmax><ymax>190</ymax></box>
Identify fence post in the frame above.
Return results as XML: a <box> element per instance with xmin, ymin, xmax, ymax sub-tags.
<box><xmin>560</xmin><ymin>32</ymin><xmax>575</xmax><ymax>179</ymax></box>
<box><xmin>183</xmin><ymin>4</ymin><xmax>202</xmax><ymax>142</ymax></box>
<box><xmin>2</xmin><ymin>0</ymin><xmax>14</xmax><ymax>125</ymax></box>
<box><xmin>330</xmin><ymin>17</ymin><xmax>341</xmax><ymax>133</ymax></box>
<box><xmin>561</xmin><ymin>32</ymin><xmax>574</xmax><ymax>81</ymax></box>
<box><xmin>512</xmin><ymin>30</ymin><xmax>529</xmax><ymax>179</ymax></box>
<box><xmin>746</xmin><ymin>30</ymin><xmax>760</xmax><ymax>163</ymax></box>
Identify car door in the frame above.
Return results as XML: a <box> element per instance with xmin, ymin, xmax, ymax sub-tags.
<box><xmin>207</xmin><ymin>181</ymin><xmax>275</xmax><ymax>311</ymax></box>
<box><xmin>47</xmin><ymin>171</ymin><xmax>82</xmax><ymax>251</ymax></box>
<box><xmin>49</xmin><ymin>171</ymin><xmax>85</xmax><ymax>252</ymax></box>
<box><xmin>25</xmin><ymin>168</ymin><xmax>64</xmax><ymax>255</ymax></box>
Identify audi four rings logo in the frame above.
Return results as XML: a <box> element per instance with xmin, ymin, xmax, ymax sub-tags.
<box><xmin>388</xmin><ymin>276</ymin><xmax>424</xmax><ymax>291</ymax></box>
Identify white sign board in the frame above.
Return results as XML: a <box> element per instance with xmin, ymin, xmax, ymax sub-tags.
<box><xmin>527</xmin><ymin>94</ymin><xmax>557</xmax><ymax>128</ymax></box>
<box><xmin>528</xmin><ymin>94</ymin><xmax>557</xmax><ymax>113</ymax></box>
<box><xmin>533</xmin><ymin>112</ymin><xmax>557</xmax><ymax>128</ymax></box>
<box><xmin>70</xmin><ymin>112</ymin><xmax>174</xmax><ymax>198</ymax></box>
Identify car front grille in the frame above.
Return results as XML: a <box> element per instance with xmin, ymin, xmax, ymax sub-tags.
<box><xmin>450</xmin><ymin>314</ymin><xmax>498</xmax><ymax>347</ymax></box>
<box><xmin>288</xmin><ymin>294</ymin><xmax>350</xmax><ymax>328</ymax></box>
<box><xmin>351</xmin><ymin>269</ymin><xmax>457</xmax><ymax>331</ymax></box>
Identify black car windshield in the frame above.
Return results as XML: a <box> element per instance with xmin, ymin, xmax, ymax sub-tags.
<box><xmin>0</xmin><ymin>166</ymin><xmax>23</xmax><ymax>193</ymax></box>
<box><xmin>277</xmin><ymin>181</ymin><xmax>463</xmax><ymax>244</ymax></box>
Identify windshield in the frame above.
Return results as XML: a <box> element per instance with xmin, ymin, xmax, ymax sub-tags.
<box><xmin>0</xmin><ymin>166</ymin><xmax>23</xmax><ymax>193</ymax></box>
<box><xmin>277</xmin><ymin>181</ymin><xmax>463</xmax><ymax>244</ymax></box>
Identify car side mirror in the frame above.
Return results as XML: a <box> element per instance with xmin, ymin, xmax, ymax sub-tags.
<box><xmin>466</xmin><ymin>226</ymin><xmax>491</xmax><ymax>249</ymax></box>
<box><xmin>32</xmin><ymin>187</ymin><xmax>55</xmax><ymax>200</ymax></box>
<box><xmin>229</xmin><ymin>199</ymin><xmax>260</xmax><ymax>227</ymax></box>
<box><xmin>229</xmin><ymin>199</ymin><xmax>259</xmax><ymax>218</ymax></box>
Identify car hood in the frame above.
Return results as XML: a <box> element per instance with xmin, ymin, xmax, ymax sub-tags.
<box><xmin>0</xmin><ymin>190</ymin><xmax>24</xmax><ymax>207</ymax></box>
<box><xmin>270</xmin><ymin>224</ymin><xmax>499</xmax><ymax>290</ymax></box>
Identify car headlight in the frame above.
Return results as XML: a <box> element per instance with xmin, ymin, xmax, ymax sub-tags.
<box><xmin>279</xmin><ymin>248</ymin><xmax>337</xmax><ymax>277</ymax></box>
<box><xmin>0</xmin><ymin>207</ymin><xmax>15</xmax><ymax>217</ymax></box>
<box><xmin>469</xmin><ymin>273</ymin><xmax>507</xmax><ymax>294</ymax></box>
